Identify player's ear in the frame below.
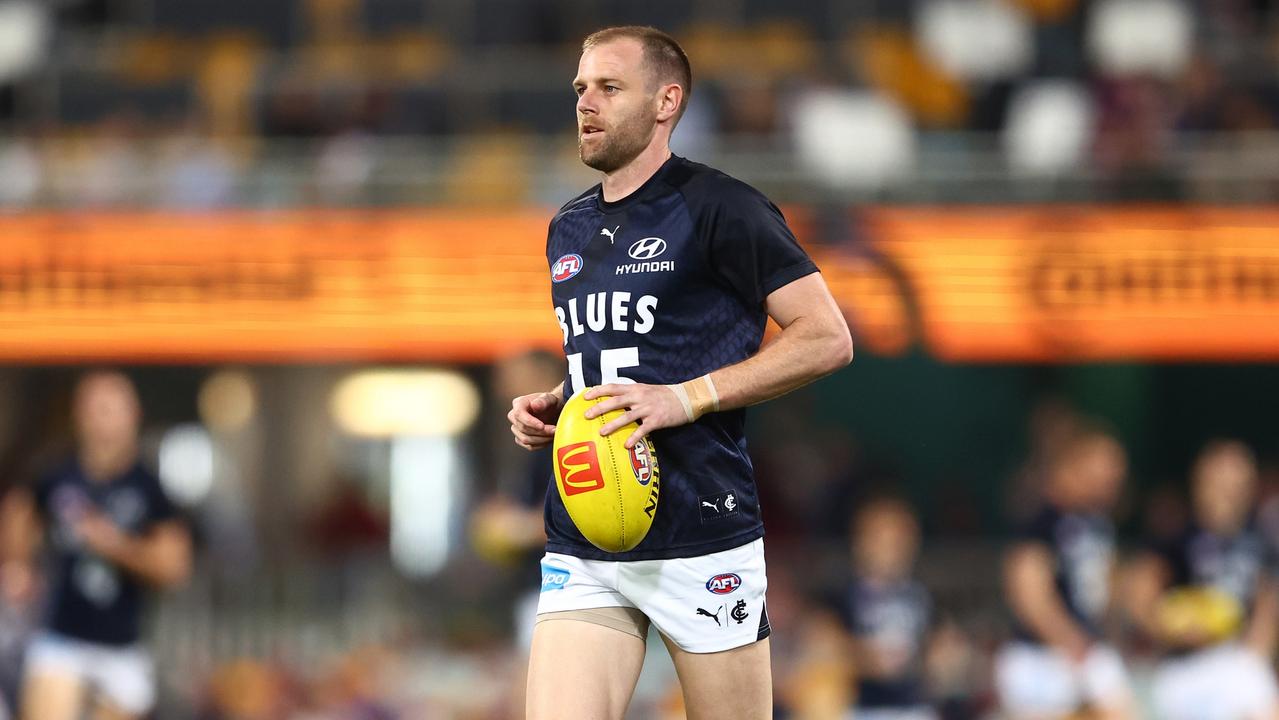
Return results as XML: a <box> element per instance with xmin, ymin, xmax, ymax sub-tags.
<box><xmin>655</xmin><ymin>83</ymin><xmax>682</xmax><ymax>123</ymax></box>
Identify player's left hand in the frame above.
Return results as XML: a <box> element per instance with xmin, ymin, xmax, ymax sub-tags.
<box><xmin>73</xmin><ymin>511</ymin><xmax>128</xmax><ymax>558</ymax></box>
<box><xmin>583</xmin><ymin>383</ymin><xmax>688</xmax><ymax>448</ymax></box>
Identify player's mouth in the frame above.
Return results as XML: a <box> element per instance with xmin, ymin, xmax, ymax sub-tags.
<box><xmin>580</xmin><ymin>124</ymin><xmax>604</xmax><ymax>138</ymax></box>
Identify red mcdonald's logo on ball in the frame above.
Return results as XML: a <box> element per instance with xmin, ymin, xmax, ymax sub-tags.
<box><xmin>557</xmin><ymin>442</ymin><xmax>604</xmax><ymax>496</ymax></box>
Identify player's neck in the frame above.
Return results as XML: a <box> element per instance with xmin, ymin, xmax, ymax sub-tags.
<box><xmin>79</xmin><ymin>443</ymin><xmax>135</xmax><ymax>483</ymax></box>
<box><xmin>600</xmin><ymin>143</ymin><xmax>672</xmax><ymax>203</ymax></box>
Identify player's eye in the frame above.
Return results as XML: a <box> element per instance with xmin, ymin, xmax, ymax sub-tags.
<box><xmin>604</xmin><ymin>85</ymin><xmax>619</xmax><ymax>94</ymax></box>
<box><xmin>574</xmin><ymin>86</ymin><xmax>585</xmax><ymax>97</ymax></box>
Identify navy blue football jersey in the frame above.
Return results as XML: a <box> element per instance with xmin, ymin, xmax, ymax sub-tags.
<box><xmin>1156</xmin><ymin>519</ymin><xmax>1273</xmax><ymax>630</ymax></box>
<box><xmin>841</xmin><ymin>577</ymin><xmax>932</xmax><ymax>709</ymax></box>
<box><xmin>544</xmin><ymin>154</ymin><xmax>818</xmax><ymax>561</ymax></box>
<box><xmin>34</xmin><ymin>458</ymin><xmax>180</xmax><ymax>646</ymax></box>
<box><xmin>1011</xmin><ymin>504</ymin><xmax>1115</xmax><ymax>643</ymax></box>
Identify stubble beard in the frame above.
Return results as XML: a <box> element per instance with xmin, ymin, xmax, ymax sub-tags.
<box><xmin>578</xmin><ymin>109</ymin><xmax>657</xmax><ymax>174</ymax></box>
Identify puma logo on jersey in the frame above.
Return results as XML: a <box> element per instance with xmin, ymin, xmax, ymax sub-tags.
<box><xmin>601</xmin><ymin>226</ymin><xmax>619</xmax><ymax>244</ymax></box>
<box><xmin>701</xmin><ymin>500</ymin><xmax>719</xmax><ymax>512</ymax></box>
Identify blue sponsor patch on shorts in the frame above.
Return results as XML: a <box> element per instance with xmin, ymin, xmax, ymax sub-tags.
<box><xmin>540</xmin><ymin>563</ymin><xmax>571</xmax><ymax>592</ymax></box>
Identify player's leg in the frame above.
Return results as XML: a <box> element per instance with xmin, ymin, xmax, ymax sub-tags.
<box><xmin>529</xmin><ymin>553</ymin><xmax>650</xmax><ymax>720</ymax></box>
<box><xmin>526</xmin><ymin>615</ymin><xmax>647</xmax><ymax>720</ymax></box>
<box><xmin>661</xmin><ymin>634</ymin><xmax>771</xmax><ymax>720</ymax></box>
<box><xmin>994</xmin><ymin>642</ymin><xmax>1082</xmax><ymax>720</ymax></box>
<box><xmin>1078</xmin><ymin>644</ymin><xmax>1135</xmax><ymax>720</ymax></box>
<box><xmin>85</xmin><ymin>643</ymin><xmax>155</xmax><ymax>720</ymax></box>
<box><xmin>18</xmin><ymin>672</ymin><xmax>83</xmax><ymax>720</ymax></box>
<box><xmin>624</xmin><ymin>539</ymin><xmax>773</xmax><ymax>720</ymax></box>
<box><xmin>20</xmin><ymin>634</ymin><xmax>88</xmax><ymax>720</ymax></box>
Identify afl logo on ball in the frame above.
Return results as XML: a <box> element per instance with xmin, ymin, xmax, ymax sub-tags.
<box><xmin>706</xmin><ymin>573</ymin><xmax>742</xmax><ymax>595</ymax></box>
<box><xmin>551</xmin><ymin>253</ymin><xmax>583</xmax><ymax>283</ymax></box>
<box><xmin>629</xmin><ymin>441</ymin><xmax>654</xmax><ymax>486</ymax></box>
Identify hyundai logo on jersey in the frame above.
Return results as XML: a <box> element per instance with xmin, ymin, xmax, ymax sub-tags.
<box><xmin>541</xmin><ymin>563</ymin><xmax>571</xmax><ymax>591</ymax></box>
<box><xmin>706</xmin><ymin>573</ymin><xmax>742</xmax><ymax>594</ymax></box>
<box><xmin>627</xmin><ymin>237</ymin><xmax>667</xmax><ymax>260</ymax></box>
<box><xmin>551</xmin><ymin>254</ymin><xmax>583</xmax><ymax>283</ymax></box>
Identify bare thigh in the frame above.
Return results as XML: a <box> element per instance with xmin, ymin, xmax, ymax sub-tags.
<box><xmin>92</xmin><ymin>698</ymin><xmax>141</xmax><ymax>720</ymax></box>
<box><xmin>20</xmin><ymin>670</ymin><xmax>84</xmax><ymax>720</ymax></box>
<box><xmin>662</xmin><ymin>635</ymin><xmax>772</xmax><ymax>720</ymax></box>
<box><xmin>526</xmin><ymin>618</ymin><xmax>647</xmax><ymax>720</ymax></box>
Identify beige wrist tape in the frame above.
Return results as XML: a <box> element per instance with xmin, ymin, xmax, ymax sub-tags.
<box><xmin>668</xmin><ymin>374</ymin><xmax>720</xmax><ymax>423</ymax></box>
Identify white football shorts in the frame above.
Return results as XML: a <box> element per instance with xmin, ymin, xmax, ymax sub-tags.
<box><xmin>994</xmin><ymin>640</ymin><xmax>1131</xmax><ymax>717</ymax></box>
<box><xmin>24</xmin><ymin>631</ymin><xmax>156</xmax><ymax>716</ymax></box>
<box><xmin>535</xmin><ymin>537</ymin><xmax>769</xmax><ymax>654</ymax></box>
<box><xmin>1150</xmin><ymin>643</ymin><xmax>1279</xmax><ymax>720</ymax></box>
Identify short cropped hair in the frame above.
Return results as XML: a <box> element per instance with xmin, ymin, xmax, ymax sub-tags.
<box><xmin>582</xmin><ymin>26</ymin><xmax>693</xmax><ymax>123</ymax></box>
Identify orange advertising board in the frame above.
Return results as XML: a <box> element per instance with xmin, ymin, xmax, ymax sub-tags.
<box><xmin>0</xmin><ymin>212</ymin><xmax>560</xmax><ymax>362</ymax></box>
<box><xmin>0</xmin><ymin>209</ymin><xmax>1275</xmax><ymax>363</ymax></box>
<box><xmin>856</xmin><ymin>208</ymin><xmax>1279</xmax><ymax>361</ymax></box>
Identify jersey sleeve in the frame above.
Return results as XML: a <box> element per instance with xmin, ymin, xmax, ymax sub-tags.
<box><xmin>31</xmin><ymin>471</ymin><xmax>55</xmax><ymax>518</ymax></box>
<box><xmin>1012</xmin><ymin>506</ymin><xmax>1057</xmax><ymax>548</ymax></box>
<box><xmin>141</xmin><ymin>470</ymin><xmax>181</xmax><ymax>526</ymax></box>
<box><xmin>694</xmin><ymin>180</ymin><xmax>818</xmax><ymax>308</ymax></box>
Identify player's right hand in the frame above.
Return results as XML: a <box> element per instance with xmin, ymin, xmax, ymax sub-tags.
<box><xmin>509</xmin><ymin>391</ymin><xmax>562</xmax><ymax>450</ymax></box>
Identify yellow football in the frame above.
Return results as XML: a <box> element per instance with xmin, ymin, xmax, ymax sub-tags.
<box><xmin>552</xmin><ymin>389</ymin><xmax>660</xmax><ymax>553</ymax></box>
<box><xmin>1156</xmin><ymin>585</ymin><xmax>1243</xmax><ymax>643</ymax></box>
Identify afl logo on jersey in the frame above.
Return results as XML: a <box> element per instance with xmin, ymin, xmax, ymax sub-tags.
<box><xmin>628</xmin><ymin>237</ymin><xmax>667</xmax><ymax>260</ymax></box>
<box><xmin>706</xmin><ymin>573</ymin><xmax>742</xmax><ymax>595</ymax></box>
<box><xmin>551</xmin><ymin>253</ymin><xmax>583</xmax><ymax>283</ymax></box>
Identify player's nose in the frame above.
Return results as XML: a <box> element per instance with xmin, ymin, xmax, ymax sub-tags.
<box><xmin>576</xmin><ymin>89</ymin><xmax>597</xmax><ymax>115</ymax></box>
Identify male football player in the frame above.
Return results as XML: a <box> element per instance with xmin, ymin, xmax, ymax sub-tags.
<box><xmin>995</xmin><ymin>427</ymin><xmax>1135</xmax><ymax>720</ymax></box>
<box><xmin>507</xmin><ymin>25</ymin><xmax>853</xmax><ymax>720</ymax></box>
<box><xmin>1127</xmin><ymin>440</ymin><xmax>1279</xmax><ymax>720</ymax></box>
<box><xmin>1</xmin><ymin>372</ymin><xmax>191</xmax><ymax>720</ymax></box>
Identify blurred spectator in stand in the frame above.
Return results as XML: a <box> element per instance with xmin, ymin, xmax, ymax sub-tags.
<box><xmin>157</xmin><ymin>115</ymin><xmax>239</xmax><ymax>209</ymax></box>
<box><xmin>1126</xmin><ymin>440</ymin><xmax>1279</xmax><ymax>720</ymax></box>
<box><xmin>995</xmin><ymin>425</ymin><xmax>1134</xmax><ymax>720</ymax></box>
<box><xmin>0</xmin><ymin>371</ymin><xmax>192</xmax><ymax>720</ymax></box>
<box><xmin>0</xmin><ymin>132</ymin><xmax>43</xmax><ymax>208</ymax></box>
<box><xmin>71</xmin><ymin>113</ymin><xmax>148</xmax><ymax>207</ymax></box>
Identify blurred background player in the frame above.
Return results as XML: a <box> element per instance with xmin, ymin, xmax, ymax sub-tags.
<box><xmin>996</xmin><ymin>427</ymin><xmax>1134</xmax><ymax>720</ymax></box>
<box><xmin>838</xmin><ymin>497</ymin><xmax>938</xmax><ymax>720</ymax></box>
<box><xmin>470</xmin><ymin>349</ymin><xmax>559</xmax><ymax>716</ymax></box>
<box><xmin>1127</xmin><ymin>440</ymin><xmax>1279</xmax><ymax>720</ymax></box>
<box><xmin>0</xmin><ymin>371</ymin><xmax>192</xmax><ymax>720</ymax></box>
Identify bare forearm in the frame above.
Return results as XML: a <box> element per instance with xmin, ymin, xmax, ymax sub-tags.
<box><xmin>1016</xmin><ymin>595</ymin><xmax>1094</xmax><ymax>654</ymax></box>
<box><xmin>1245</xmin><ymin>581</ymin><xmax>1279</xmax><ymax>656</ymax></box>
<box><xmin>97</xmin><ymin>530</ymin><xmax>191</xmax><ymax>588</ymax></box>
<box><xmin>710</xmin><ymin>316</ymin><xmax>852</xmax><ymax>412</ymax></box>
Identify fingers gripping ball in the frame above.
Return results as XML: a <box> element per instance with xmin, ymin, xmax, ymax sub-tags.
<box><xmin>552</xmin><ymin>389</ymin><xmax>660</xmax><ymax>553</ymax></box>
<box><xmin>1156</xmin><ymin>586</ymin><xmax>1244</xmax><ymax>643</ymax></box>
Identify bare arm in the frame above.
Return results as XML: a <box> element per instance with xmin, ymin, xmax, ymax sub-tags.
<box><xmin>586</xmin><ymin>272</ymin><xmax>853</xmax><ymax>447</ymax></box>
<box><xmin>1124</xmin><ymin>552</ymin><xmax>1172</xmax><ymax>642</ymax></box>
<box><xmin>508</xmin><ymin>381</ymin><xmax>566</xmax><ymax>450</ymax></box>
<box><xmin>1245</xmin><ymin>575</ymin><xmax>1279</xmax><ymax>657</ymax></box>
<box><xmin>1005</xmin><ymin>543</ymin><xmax>1094</xmax><ymax>661</ymax></box>
<box><xmin>0</xmin><ymin>488</ymin><xmax>39</xmax><ymax>565</ymax></box>
<box><xmin>0</xmin><ymin>489</ymin><xmax>41</xmax><ymax>603</ymax></box>
<box><xmin>76</xmin><ymin>514</ymin><xmax>192</xmax><ymax>589</ymax></box>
